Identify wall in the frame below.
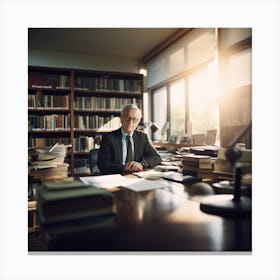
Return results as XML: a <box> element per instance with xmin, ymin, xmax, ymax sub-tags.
<box><xmin>28</xmin><ymin>49</ymin><xmax>140</xmax><ymax>73</ymax></box>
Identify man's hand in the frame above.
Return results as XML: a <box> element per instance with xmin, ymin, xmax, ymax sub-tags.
<box><xmin>125</xmin><ymin>161</ymin><xmax>143</xmax><ymax>172</ymax></box>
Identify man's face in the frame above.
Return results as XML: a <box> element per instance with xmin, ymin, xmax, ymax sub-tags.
<box><xmin>121</xmin><ymin>108</ymin><xmax>141</xmax><ymax>134</ymax></box>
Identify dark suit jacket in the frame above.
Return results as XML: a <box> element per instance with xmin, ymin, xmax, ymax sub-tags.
<box><xmin>97</xmin><ymin>128</ymin><xmax>161</xmax><ymax>174</ymax></box>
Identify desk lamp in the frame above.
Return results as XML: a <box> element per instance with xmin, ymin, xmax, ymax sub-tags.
<box><xmin>139</xmin><ymin>121</ymin><xmax>159</xmax><ymax>133</ymax></box>
<box><xmin>200</xmin><ymin>122</ymin><xmax>252</xmax><ymax>218</ymax></box>
<box><xmin>149</xmin><ymin>121</ymin><xmax>159</xmax><ymax>133</ymax></box>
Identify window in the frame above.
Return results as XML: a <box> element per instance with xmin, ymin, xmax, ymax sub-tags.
<box><xmin>152</xmin><ymin>87</ymin><xmax>167</xmax><ymax>141</ymax></box>
<box><xmin>228</xmin><ymin>48</ymin><xmax>252</xmax><ymax>89</ymax></box>
<box><xmin>148</xmin><ymin>28</ymin><xmax>251</xmax><ymax>146</ymax></box>
<box><xmin>188</xmin><ymin>57</ymin><xmax>220</xmax><ymax>139</ymax></box>
<box><xmin>170</xmin><ymin>79</ymin><xmax>186</xmax><ymax>136</ymax></box>
<box><xmin>151</xmin><ymin>58</ymin><xmax>220</xmax><ymax>143</ymax></box>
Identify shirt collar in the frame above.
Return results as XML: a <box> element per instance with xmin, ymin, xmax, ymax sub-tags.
<box><xmin>121</xmin><ymin>128</ymin><xmax>134</xmax><ymax>138</ymax></box>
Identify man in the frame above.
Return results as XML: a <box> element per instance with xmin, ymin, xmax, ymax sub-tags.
<box><xmin>97</xmin><ymin>104</ymin><xmax>161</xmax><ymax>174</ymax></box>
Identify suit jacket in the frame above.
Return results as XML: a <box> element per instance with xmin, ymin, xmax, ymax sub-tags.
<box><xmin>97</xmin><ymin>128</ymin><xmax>161</xmax><ymax>174</ymax></box>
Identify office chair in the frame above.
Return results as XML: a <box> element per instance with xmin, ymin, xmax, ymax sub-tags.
<box><xmin>88</xmin><ymin>148</ymin><xmax>101</xmax><ymax>175</ymax></box>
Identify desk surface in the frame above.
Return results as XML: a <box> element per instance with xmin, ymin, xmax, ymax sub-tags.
<box><xmin>41</xmin><ymin>180</ymin><xmax>251</xmax><ymax>252</ymax></box>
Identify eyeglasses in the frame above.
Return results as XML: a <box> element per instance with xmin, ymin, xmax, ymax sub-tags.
<box><xmin>123</xmin><ymin>117</ymin><xmax>139</xmax><ymax>123</ymax></box>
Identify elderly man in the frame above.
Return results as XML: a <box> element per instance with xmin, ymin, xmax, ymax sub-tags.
<box><xmin>97</xmin><ymin>104</ymin><xmax>161</xmax><ymax>174</ymax></box>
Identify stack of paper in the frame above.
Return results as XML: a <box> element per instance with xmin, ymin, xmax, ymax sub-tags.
<box><xmin>80</xmin><ymin>174</ymin><xmax>168</xmax><ymax>192</ymax></box>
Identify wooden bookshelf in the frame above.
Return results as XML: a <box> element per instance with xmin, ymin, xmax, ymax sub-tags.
<box><xmin>218</xmin><ymin>34</ymin><xmax>252</xmax><ymax>149</ymax></box>
<box><xmin>28</xmin><ymin>66</ymin><xmax>144</xmax><ymax>176</ymax></box>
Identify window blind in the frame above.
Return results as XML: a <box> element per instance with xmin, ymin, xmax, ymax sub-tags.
<box><xmin>146</xmin><ymin>28</ymin><xmax>217</xmax><ymax>88</ymax></box>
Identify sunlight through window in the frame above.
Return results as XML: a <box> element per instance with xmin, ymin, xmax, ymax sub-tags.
<box><xmin>188</xmin><ymin>55</ymin><xmax>220</xmax><ymax>144</ymax></box>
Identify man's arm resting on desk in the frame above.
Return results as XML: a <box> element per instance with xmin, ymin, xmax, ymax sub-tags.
<box><xmin>97</xmin><ymin>130</ymin><xmax>161</xmax><ymax>174</ymax></box>
<box><xmin>137</xmin><ymin>132</ymin><xmax>162</xmax><ymax>169</ymax></box>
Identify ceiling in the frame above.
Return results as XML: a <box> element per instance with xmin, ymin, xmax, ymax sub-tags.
<box><xmin>28</xmin><ymin>28</ymin><xmax>185</xmax><ymax>61</ymax></box>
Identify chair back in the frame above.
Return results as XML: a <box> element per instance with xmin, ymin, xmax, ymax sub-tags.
<box><xmin>88</xmin><ymin>149</ymin><xmax>100</xmax><ymax>174</ymax></box>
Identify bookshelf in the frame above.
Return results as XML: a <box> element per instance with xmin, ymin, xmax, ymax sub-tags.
<box><xmin>28</xmin><ymin>66</ymin><xmax>144</xmax><ymax>176</ymax></box>
<box><xmin>218</xmin><ymin>35</ymin><xmax>252</xmax><ymax>149</ymax></box>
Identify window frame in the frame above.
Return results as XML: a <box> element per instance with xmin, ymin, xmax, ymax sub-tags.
<box><xmin>150</xmin><ymin>59</ymin><xmax>215</xmax><ymax>141</ymax></box>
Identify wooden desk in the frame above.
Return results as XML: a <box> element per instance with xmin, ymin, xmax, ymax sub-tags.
<box><xmin>42</xmin><ymin>180</ymin><xmax>251</xmax><ymax>252</ymax></box>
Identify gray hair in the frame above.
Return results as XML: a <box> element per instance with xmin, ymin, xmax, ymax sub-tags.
<box><xmin>121</xmin><ymin>104</ymin><xmax>142</xmax><ymax>119</ymax></box>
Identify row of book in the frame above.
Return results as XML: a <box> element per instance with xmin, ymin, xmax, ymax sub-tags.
<box><xmin>73</xmin><ymin>136</ymin><xmax>95</xmax><ymax>152</ymax></box>
<box><xmin>74</xmin><ymin>115</ymin><xmax>121</xmax><ymax>130</ymax></box>
<box><xmin>29</xmin><ymin>137</ymin><xmax>71</xmax><ymax>148</ymax></box>
<box><xmin>74</xmin><ymin>76</ymin><xmax>141</xmax><ymax>93</ymax></box>
<box><xmin>28</xmin><ymin>114</ymin><xmax>122</xmax><ymax>131</ymax></box>
<box><xmin>29</xmin><ymin>136</ymin><xmax>100</xmax><ymax>152</ymax></box>
<box><xmin>29</xmin><ymin>114</ymin><xmax>71</xmax><ymax>130</ymax></box>
<box><xmin>29</xmin><ymin>72</ymin><xmax>142</xmax><ymax>93</ymax></box>
<box><xmin>74</xmin><ymin>96</ymin><xmax>141</xmax><ymax>111</ymax></box>
<box><xmin>28</xmin><ymin>91</ymin><xmax>69</xmax><ymax>109</ymax></box>
<box><xmin>29</xmin><ymin>72</ymin><xmax>70</xmax><ymax>89</ymax></box>
<box><xmin>74</xmin><ymin>158</ymin><xmax>91</xmax><ymax>174</ymax></box>
<box><xmin>36</xmin><ymin>179</ymin><xmax>116</xmax><ymax>244</ymax></box>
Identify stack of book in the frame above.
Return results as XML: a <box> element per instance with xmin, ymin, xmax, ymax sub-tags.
<box><xmin>213</xmin><ymin>148</ymin><xmax>252</xmax><ymax>181</ymax></box>
<box><xmin>182</xmin><ymin>154</ymin><xmax>214</xmax><ymax>179</ymax></box>
<box><xmin>29</xmin><ymin>163</ymin><xmax>69</xmax><ymax>180</ymax></box>
<box><xmin>36</xmin><ymin>179</ymin><xmax>116</xmax><ymax>241</ymax></box>
<box><xmin>29</xmin><ymin>143</ymin><xmax>70</xmax><ymax>180</ymax></box>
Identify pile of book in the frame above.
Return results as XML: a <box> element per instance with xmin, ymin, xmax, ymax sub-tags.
<box><xmin>182</xmin><ymin>154</ymin><xmax>214</xmax><ymax>179</ymax></box>
<box><xmin>36</xmin><ymin>179</ymin><xmax>116</xmax><ymax>243</ymax></box>
<box><xmin>213</xmin><ymin>148</ymin><xmax>252</xmax><ymax>181</ymax></box>
<box><xmin>29</xmin><ymin>143</ymin><xmax>70</xmax><ymax>180</ymax></box>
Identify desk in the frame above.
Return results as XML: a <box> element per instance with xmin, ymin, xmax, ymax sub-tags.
<box><xmin>41</xmin><ymin>180</ymin><xmax>251</xmax><ymax>252</ymax></box>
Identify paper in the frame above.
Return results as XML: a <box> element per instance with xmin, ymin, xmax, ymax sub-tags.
<box><xmin>80</xmin><ymin>174</ymin><xmax>168</xmax><ymax>192</ymax></box>
<box><xmin>121</xmin><ymin>178</ymin><xmax>168</xmax><ymax>192</ymax></box>
<box><xmin>80</xmin><ymin>174</ymin><xmax>127</xmax><ymax>189</ymax></box>
<box><xmin>133</xmin><ymin>169</ymin><xmax>165</xmax><ymax>179</ymax></box>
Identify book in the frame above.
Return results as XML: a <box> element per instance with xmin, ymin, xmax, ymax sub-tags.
<box><xmin>182</xmin><ymin>154</ymin><xmax>212</xmax><ymax>169</ymax></box>
<box><xmin>217</xmin><ymin>148</ymin><xmax>252</xmax><ymax>162</ymax></box>
<box><xmin>154</xmin><ymin>165</ymin><xmax>181</xmax><ymax>172</ymax></box>
<box><xmin>162</xmin><ymin>172</ymin><xmax>201</xmax><ymax>183</ymax></box>
<box><xmin>182</xmin><ymin>154</ymin><xmax>212</xmax><ymax>162</ymax></box>
<box><xmin>42</xmin><ymin>215</ymin><xmax>116</xmax><ymax>241</ymax></box>
<box><xmin>182</xmin><ymin>161</ymin><xmax>212</xmax><ymax>169</ymax></box>
<box><xmin>38</xmin><ymin>206</ymin><xmax>115</xmax><ymax>226</ymax></box>
<box><xmin>182</xmin><ymin>167</ymin><xmax>215</xmax><ymax>179</ymax></box>
<box><xmin>36</xmin><ymin>184</ymin><xmax>114</xmax><ymax>225</ymax></box>
<box><xmin>43</xmin><ymin>178</ymin><xmax>89</xmax><ymax>190</ymax></box>
<box><xmin>189</xmin><ymin>145</ymin><xmax>219</xmax><ymax>157</ymax></box>
<box><xmin>29</xmin><ymin>163</ymin><xmax>69</xmax><ymax>180</ymax></box>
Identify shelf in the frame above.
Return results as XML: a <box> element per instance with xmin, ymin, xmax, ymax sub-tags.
<box><xmin>28</xmin><ymin>108</ymin><xmax>70</xmax><ymax>113</ymax></box>
<box><xmin>73</xmin><ymin>129</ymin><xmax>113</xmax><ymax>133</ymax></box>
<box><xmin>28</xmin><ymin>65</ymin><xmax>143</xmax><ymax>176</ymax></box>
<box><xmin>74</xmin><ymin>89</ymin><xmax>142</xmax><ymax>97</ymax></box>
<box><xmin>74</xmin><ymin>109</ymin><xmax>121</xmax><ymax>114</ymax></box>
<box><xmin>29</xmin><ymin>130</ymin><xmax>71</xmax><ymax>133</ymax></box>
<box><xmin>74</xmin><ymin>151</ymin><xmax>90</xmax><ymax>155</ymax></box>
<box><xmin>28</xmin><ymin>87</ymin><xmax>70</xmax><ymax>93</ymax></box>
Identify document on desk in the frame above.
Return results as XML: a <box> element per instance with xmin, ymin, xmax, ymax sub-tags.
<box><xmin>121</xmin><ymin>178</ymin><xmax>168</xmax><ymax>192</ymax></box>
<box><xmin>80</xmin><ymin>174</ymin><xmax>129</xmax><ymax>189</ymax></box>
<box><xmin>80</xmin><ymin>174</ymin><xmax>168</xmax><ymax>192</ymax></box>
<box><xmin>133</xmin><ymin>169</ymin><xmax>165</xmax><ymax>179</ymax></box>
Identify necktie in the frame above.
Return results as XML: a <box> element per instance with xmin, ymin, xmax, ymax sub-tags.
<box><xmin>126</xmin><ymin>135</ymin><xmax>133</xmax><ymax>163</ymax></box>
